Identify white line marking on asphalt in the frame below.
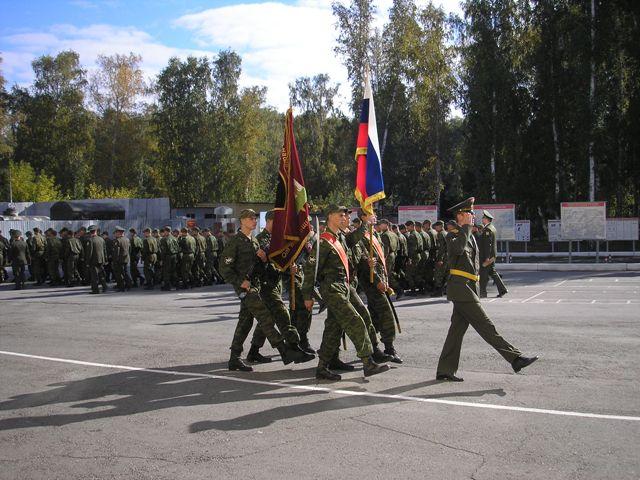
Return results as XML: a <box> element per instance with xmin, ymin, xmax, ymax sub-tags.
<box><xmin>591</xmin><ymin>300</ymin><xmax>597</xmax><ymax>304</ymax></box>
<box><xmin>2</xmin><ymin>350</ymin><xmax>639</xmax><ymax>423</ymax></box>
<box><xmin>488</xmin><ymin>299</ymin><xmax>498</xmax><ymax>303</ymax></box>
<box><xmin>556</xmin><ymin>300</ymin><xmax>562</xmax><ymax>304</ymax></box>
<box><xmin>553</xmin><ymin>280</ymin><xmax>567</xmax><ymax>287</ymax></box>
<box><xmin>522</xmin><ymin>291</ymin><xmax>546</xmax><ymax>303</ymax></box>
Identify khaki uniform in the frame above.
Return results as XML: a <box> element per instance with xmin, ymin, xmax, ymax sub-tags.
<box><xmin>479</xmin><ymin>223</ymin><xmax>507</xmax><ymax>296</ymax></box>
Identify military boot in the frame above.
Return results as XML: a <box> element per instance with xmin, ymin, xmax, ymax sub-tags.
<box><xmin>299</xmin><ymin>336</ymin><xmax>316</xmax><ymax>355</ymax></box>
<box><xmin>371</xmin><ymin>346</ymin><xmax>394</xmax><ymax>363</ymax></box>
<box><xmin>362</xmin><ymin>356</ymin><xmax>390</xmax><ymax>377</ymax></box>
<box><xmin>246</xmin><ymin>345</ymin><xmax>272</xmax><ymax>364</ymax></box>
<box><xmin>384</xmin><ymin>342</ymin><xmax>403</xmax><ymax>364</ymax></box>
<box><xmin>277</xmin><ymin>342</ymin><xmax>315</xmax><ymax>365</ymax></box>
<box><xmin>328</xmin><ymin>353</ymin><xmax>355</xmax><ymax>371</ymax></box>
<box><xmin>316</xmin><ymin>359</ymin><xmax>341</xmax><ymax>381</ymax></box>
<box><xmin>228</xmin><ymin>350</ymin><xmax>253</xmax><ymax>372</ymax></box>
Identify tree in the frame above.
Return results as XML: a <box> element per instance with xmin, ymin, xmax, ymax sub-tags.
<box><xmin>12</xmin><ymin>51</ymin><xmax>94</xmax><ymax>197</ymax></box>
<box><xmin>7</xmin><ymin>160</ymin><xmax>62</xmax><ymax>202</ymax></box>
<box><xmin>155</xmin><ymin>56</ymin><xmax>212</xmax><ymax>207</ymax></box>
<box><xmin>90</xmin><ymin>53</ymin><xmax>146</xmax><ymax>189</ymax></box>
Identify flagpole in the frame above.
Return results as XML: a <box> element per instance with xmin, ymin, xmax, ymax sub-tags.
<box><xmin>369</xmin><ymin>222</ymin><xmax>375</xmax><ymax>284</ymax></box>
<box><xmin>290</xmin><ymin>268</ymin><xmax>296</xmax><ymax>311</ymax></box>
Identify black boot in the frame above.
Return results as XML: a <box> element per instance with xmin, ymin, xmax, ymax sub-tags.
<box><xmin>246</xmin><ymin>345</ymin><xmax>272</xmax><ymax>363</ymax></box>
<box><xmin>362</xmin><ymin>356</ymin><xmax>390</xmax><ymax>377</ymax></box>
<box><xmin>512</xmin><ymin>355</ymin><xmax>539</xmax><ymax>373</ymax></box>
<box><xmin>371</xmin><ymin>346</ymin><xmax>394</xmax><ymax>363</ymax></box>
<box><xmin>299</xmin><ymin>337</ymin><xmax>316</xmax><ymax>355</ymax></box>
<box><xmin>228</xmin><ymin>351</ymin><xmax>253</xmax><ymax>372</ymax></box>
<box><xmin>316</xmin><ymin>360</ymin><xmax>341</xmax><ymax>381</ymax></box>
<box><xmin>384</xmin><ymin>342</ymin><xmax>403</xmax><ymax>364</ymax></box>
<box><xmin>328</xmin><ymin>354</ymin><xmax>355</xmax><ymax>371</ymax></box>
<box><xmin>277</xmin><ymin>343</ymin><xmax>315</xmax><ymax>365</ymax></box>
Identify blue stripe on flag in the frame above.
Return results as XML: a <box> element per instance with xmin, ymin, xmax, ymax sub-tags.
<box><xmin>359</xmin><ymin>99</ymin><xmax>370</xmax><ymax>123</ymax></box>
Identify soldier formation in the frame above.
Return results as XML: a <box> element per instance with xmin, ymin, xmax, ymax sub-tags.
<box><xmin>0</xmin><ymin>197</ymin><xmax>538</xmax><ymax>382</ymax></box>
<box><xmin>0</xmin><ymin>224</ymin><xmax>223</xmax><ymax>293</ymax></box>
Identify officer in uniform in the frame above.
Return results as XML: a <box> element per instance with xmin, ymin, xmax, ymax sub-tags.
<box><xmin>129</xmin><ymin>228</ymin><xmax>144</xmax><ymax>287</ymax></box>
<box><xmin>203</xmin><ymin>228</ymin><xmax>221</xmax><ymax>285</ymax></box>
<box><xmin>142</xmin><ymin>227</ymin><xmax>158</xmax><ymax>290</ymax></box>
<box><xmin>112</xmin><ymin>226</ymin><xmax>132</xmax><ymax>292</ymax></box>
<box><xmin>435</xmin><ymin>197</ymin><xmax>538</xmax><ymax>381</ymax></box>
<box><xmin>303</xmin><ymin>205</ymin><xmax>390</xmax><ymax>381</ymax></box>
<box><xmin>9</xmin><ymin>230</ymin><xmax>30</xmax><ymax>289</ymax></box>
<box><xmin>64</xmin><ymin>228</ymin><xmax>82</xmax><ymax>286</ymax></box>
<box><xmin>220</xmin><ymin>209</ymin><xmax>313</xmax><ymax>371</ymax></box>
<box><xmin>178</xmin><ymin>227</ymin><xmax>196</xmax><ymax>289</ymax></box>
<box><xmin>479</xmin><ymin>210</ymin><xmax>508</xmax><ymax>298</ymax></box>
<box><xmin>431</xmin><ymin>220</ymin><xmax>448</xmax><ymax>297</ymax></box>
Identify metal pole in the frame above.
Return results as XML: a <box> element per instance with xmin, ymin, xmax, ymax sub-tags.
<box><xmin>596</xmin><ymin>240</ymin><xmax>599</xmax><ymax>263</ymax></box>
<box><xmin>569</xmin><ymin>241</ymin><xmax>572</xmax><ymax>264</ymax></box>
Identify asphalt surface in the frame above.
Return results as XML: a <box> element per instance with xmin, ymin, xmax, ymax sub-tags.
<box><xmin>1</xmin><ymin>271</ymin><xmax>639</xmax><ymax>480</ymax></box>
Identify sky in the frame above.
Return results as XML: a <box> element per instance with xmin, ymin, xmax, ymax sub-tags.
<box><xmin>0</xmin><ymin>0</ymin><xmax>463</xmax><ymax>112</ymax></box>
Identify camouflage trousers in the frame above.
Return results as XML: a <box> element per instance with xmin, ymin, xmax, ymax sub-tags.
<box><xmin>437</xmin><ymin>300</ymin><xmax>521</xmax><ymax>375</ymax></box>
<box><xmin>130</xmin><ymin>255</ymin><xmax>143</xmax><ymax>285</ymax></box>
<box><xmin>363</xmin><ymin>284</ymin><xmax>396</xmax><ymax>344</ymax></box>
<box><xmin>90</xmin><ymin>264</ymin><xmax>107</xmax><ymax>293</ymax></box>
<box><xmin>205</xmin><ymin>254</ymin><xmax>220</xmax><ymax>283</ymax></box>
<box><xmin>180</xmin><ymin>253</ymin><xmax>194</xmax><ymax>286</ymax></box>
<box><xmin>161</xmin><ymin>254</ymin><xmax>177</xmax><ymax>288</ymax></box>
<box><xmin>64</xmin><ymin>253</ymin><xmax>80</xmax><ymax>285</ymax></box>
<box><xmin>317</xmin><ymin>281</ymin><xmax>374</xmax><ymax>363</ymax></box>
<box><xmin>32</xmin><ymin>253</ymin><xmax>46</xmax><ymax>284</ymax></box>
<box><xmin>47</xmin><ymin>259</ymin><xmax>61</xmax><ymax>284</ymax></box>
<box><xmin>283</xmin><ymin>277</ymin><xmax>312</xmax><ymax>339</ymax></box>
<box><xmin>230</xmin><ymin>282</ymin><xmax>300</xmax><ymax>353</ymax></box>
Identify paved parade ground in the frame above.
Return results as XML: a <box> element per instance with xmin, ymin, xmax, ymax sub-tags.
<box><xmin>1</xmin><ymin>271</ymin><xmax>639</xmax><ymax>480</ymax></box>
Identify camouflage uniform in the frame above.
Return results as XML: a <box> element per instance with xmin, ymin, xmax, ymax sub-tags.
<box><xmin>112</xmin><ymin>231</ymin><xmax>132</xmax><ymax>291</ymax></box>
<box><xmin>479</xmin><ymin>222</ymin><xmax>508</xmax><ymax>297</ymax></box>
<box><xmin>433</xmin><ymin>226</ymin><xmax>448</xmax><ymax>293</ymax></box>
<box><xmin>405</xmin><ymin>227</ymin><xmax>423</xmax><ymax>292</ymax></box>
<box><xmin>142</xmin><ymin>233</ymin><xmax>158</xmax><ymax>289</ymax></box>
<box><xmin>129</xmin><ymin>233</ymin><xmax>144</xmax><ymax>286</ymax></box>
<box><xmin>159</xmin><ymin>232</ymin><xmax>179</xmax><ymax>290</ymax></box>
<box><xmin>179</xmin><ymin>233</ymin><xmax>196</xmax><ymax>288</ymax></box>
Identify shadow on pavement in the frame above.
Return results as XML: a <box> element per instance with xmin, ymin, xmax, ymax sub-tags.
<box><xmin>0</xmin><ymin>361</ymin><xmax>505</xmax><ymax>433</ymax></box>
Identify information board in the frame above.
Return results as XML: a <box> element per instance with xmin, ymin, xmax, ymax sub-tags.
<box><xmin>560</xmin><ymin>202</ymin><xmax>606</xmax><ymax>240</ymax></box>
<box><xmin>475</xmin><ymin>204</ymin><xmax>516</xmax><ymax>240</ymax></box>
<box><xmin>548</xmin><ymin>220</ymin><xmax>562</xmax><ymax>242</ymax></box>
<box><xmin>606</xmin><ymin>218</ymin><xmax>639</xmax><ymax>241</ymax></box>
<box><xmin>515</xmin><ymin>220</ymin><xmax>530</xmax><ymax>242</ymax></box>
<box><xmin>397</xmin><ymin>205</ymin><xmax>439</xmax><ymax>226</ymax></box>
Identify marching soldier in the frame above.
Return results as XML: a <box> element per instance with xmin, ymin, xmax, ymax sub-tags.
<box><xmin>435</xmin><ymin>197</ymin><xmax>538</xmax><ymax>381</ymax></box>
<box><xmin>357</xmin><ymin>213</ymin><xmax>403</xmax><ymax>363</ymax></box>
<box><xmin>112</xmin><ymin>226</ymin><xmax>132</xmax><ymax>292</ymax></box>
<box><xmin>415</xmin><ymin>221</ymin><xmax>431</xmax><ymax>294</ymax></box>
<box><xmin>192</xmin><ymin>227</ymin><xmax>207</xmax><ymax>287</ymax></box>
<box><xmin>101</xmin><ymin>231</ymin><xmax>114</xmax><ymax>284</ymax></box>
<box><xmin>220</xmin><ymin>209</ymin><xmax>314</xmax><ymax>371</ymax></box>
<box><xmin>142</xmin><ymin>227</ymin><xmax>158</xmax><ymax>290</ymax></box>
<box><xmin>64</xmin><ymin>228</ymin><xmax>82</xmax><ymax>286</ymax></box>
<box><xmin>203</xmin><ymin>228</ymin><xmax>221</xmax><ymax>285</ymax></box>
<box><xmin>152</xmin><ymin>228</ymin><xmax>162</xmax><ymax>285</ymax></box>
<box><xmin>423</xmin><ymin>220</ymin><xmax>437</xmax><ymax>293</ymax></box>
<box><xmin>0</xmin><ymin>230</ymin><xmax>10</xmax><ymax>283</ymax></box>
<box><xmin>129</xmin><ymin>228</ymin><xmax>144</xmax><ymax>287</ymax></box>
<box><xmin>479</xmin><ymin>211</ymin><xmax>508</xmax><ymax>298</ymax></box>
<box><xmin>393</xmin><ymin>223</ymin><xmax>408</xmax><ymax>296</ymax></box>
<box><xmin>303</xmin><ymin>205</ymin><xmax>390</xmax><ymax>381</ymax></box>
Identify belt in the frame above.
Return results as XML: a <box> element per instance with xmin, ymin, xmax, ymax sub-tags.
<box><xmin>450</xmin><ymin>269</ymin><xmax>479</xmax><ymax>282</ymax></box>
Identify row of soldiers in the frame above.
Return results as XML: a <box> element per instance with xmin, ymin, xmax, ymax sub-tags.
<box><xmin>0</xmin><ymin>225</ymin><xmax>226</xmax><ymax>292</ymax></box>
<box><xmin>369</xmin><ymin>211</ymin><xmax>508</xmax><ymax>300</ymax></box>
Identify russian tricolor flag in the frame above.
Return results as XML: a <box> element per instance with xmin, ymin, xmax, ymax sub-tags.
<box><xmin>354</xmin><ymin>68</ymin><xmax>385</xmax><ymax>216</ymax></box>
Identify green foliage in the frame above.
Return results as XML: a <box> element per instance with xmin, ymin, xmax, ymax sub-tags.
<box><xmin>86</xmin><ymin>182</ymin><xmax>138</xmax><ymax>199</ymax></box>
<box><xmin>8</xmin><ymin>160</ymin><xmax>62</xmax><ymax>202</ymax></box>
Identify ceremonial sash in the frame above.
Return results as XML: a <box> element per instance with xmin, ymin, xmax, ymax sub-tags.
<box><xmin>365</xmin><ymin>231</ymin><xmax>387</xmax><ymax>275</ymax></box>
<box><xmin>320</xmin><ymin>232</ymin><xmax>349</xmax><ymax>283</ymax></box>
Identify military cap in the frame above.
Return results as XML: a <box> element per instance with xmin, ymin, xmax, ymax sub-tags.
<box><xmin>13</xmin><ymin>230</ymin><xmax>22</xmax><ymax>236</ymax></box>
<box><xmin>143</xmin><ymin>227</ymin><xmax>151</xmax><ymax>233</ymax></box>
<box><xmin>433</xmin><ymin>220</ymin><xmax>444</xmax><ymax>227</ymax></box>
<box><xmin>87</xmin><ymin>225</ymin><xmax>98</xmax><ymax>232</ymax></box>
<box><xmin>129</xmin><ymin>227</ymin><xmax>137</xmax><ymax>234</ymax></box>
<box><xmin>482</xmin><ymin>210</ymin><xmax>494</xmax><ymax>220</ymax></box>
<box><xmin>265</xmin><ymin>210</ymin><xmax>275</xmax><ymax>221</ymax></box>
<box><xmin>202</xmin><ymin>227</ymin><xmax>210</xmax><ymax>232</ymax></box>
<box><xmin>378</xmin><ymin>218</ymin><xmax>390</xmax><ymax>225</ymax></box>
<box><xmin>152</xmin><ymin>228</ymin><xmax>159</xmax><ymax>234</ymax></box>
<box><xmin>180</xmin><ymin>227</ymin><xmax>188</xmax><ymax>233</ymax></box>
<box><xmin>114</xmin><ymin>226</ymin><xmax>125</xmax><ymax>232</ymax></box>
<box><xmin>351</xmin><ymin>217</ymin><xmax>362</xmax><ymax>225</ymax></box>
<box><xmin>324</xmin><ymin>204</ymin><xmax>350</xmax><ymax>216</ymax></box>
<box><xmin>405</xmin><ymin>220</ymin><xmax>415</xmax><ymax>226</ymax></box>
<box><xmin>192</xmin><ymin>226</ymin><xmax>200</xmax><ymax>232</ymax></box>
<box><xmin>446</xmin><ymin>219</ymin><xmax>458</xmax><ymax>228</ymax></box>
<box><xmin>25</xmin><ymin>231</ymin><xmax>32</xmax><ymax>237</ymax></box>
<box><xmin>239</xmin><ymin>208</ymin><xmax>258</xmax><ymax>219</ymax></box>
<box><xmin>447</xmin><ymin>197</ymin><xmax>475</xmax><ymax>214</ymax></box>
